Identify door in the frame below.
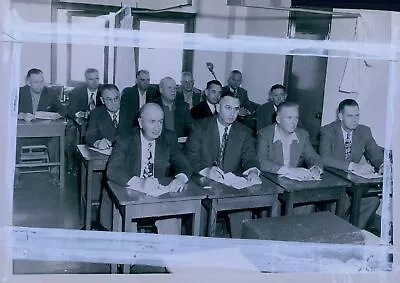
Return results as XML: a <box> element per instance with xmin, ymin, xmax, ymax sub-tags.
<box><xmin>284</xmin><ymin>10</ymin><xmax>332</xmax><ymax>150</ymax></box>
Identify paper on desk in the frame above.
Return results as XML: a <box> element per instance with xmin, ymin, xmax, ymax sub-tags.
<box><xmin>279</xmin><ymin>174</ymin><xmax>321</xmax><ymax>181</ymax></box>
<box><xmin>350</xmin><ymin>170</ymin><xmax>383</xmax><ymax>179</ymax></box>
<box><xmin>34</xmin><ymin>111</ymin><xmax>62</xmax><ymax>120</ymax></box>
<box><xmin>88</xmin><ymin>147</ymin><xmax>112</xmax><ymax>156</ymax></box>
<box><xmin>199</xmin><ymin>169</ymin><xmax>254</xmax><ymax>189</ymax></box>
<box><xmin>127</xmin><ymin>176</ymin><xmax>171</xmax><ymax>197</ymax></box>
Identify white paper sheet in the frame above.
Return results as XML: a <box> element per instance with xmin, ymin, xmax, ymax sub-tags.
<box><xmin>199</xmin><ymin>169</ymin><xmax>257</xmax><ymax>190</ymax></box>
<box><xmin>279</xmin><ymin>174</ymin><xmax>321</xmax><ymax>181</ymax></box>
<box><xmin>350</xmin><ymin>170</ymin><xmax>383</xmax><ymax>179</ymax></box>
<box><xmin>88</xmin><ymin>147</ymin><xmax>112</xmax><ymax>156</ymax></box>
<box><xmin>127</xmin><ymin>176</ymin><xmax>171</xmax><ymax>197</ymax></box>
<box><xmin>178</xmin><ymin>137</ymin><xmax>188</xmax><ymax>143</ymax></box>
<box><xmin>34</xmin><ymin>111</ymin><xmax>62</xmax><ymax>120</ymax></box>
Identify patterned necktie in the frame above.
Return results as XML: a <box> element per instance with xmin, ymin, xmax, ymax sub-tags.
<box><xmin>142</xmin><ymin>142</ymin><xmax>154</xmax><ymax>178</ymax></box>
<box><xmin>217</xmin><ymin>127</ymin><xmax>229</xmax><ymax>167</ymax></box>
<box><xmin>112</xmin><ymin>113</ymin><xmax>118</xmax><ymax>128</ymax></box>
<box><xmin>89</xmin><ymin>93</ymin><xmax>96</xmax><ymax>111</ymax></box>
<box><xmin>345</xmin><ymin>132</ymin><xmax>352</xmax><ymax>160</ymax></box>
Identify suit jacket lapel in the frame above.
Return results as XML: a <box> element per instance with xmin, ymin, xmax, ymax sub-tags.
<box><xmin>132</xmin><ymin>130</ymin><xmax>142</xmax><ymax>177</ymax></box>
<box><xmin>209</xmin><ymin>118</ymin><xmax>220</xmax><ymax>165</ymax></box>
<box><xmin>37</xmin><ymin>89</ymin><xmax>49</xmax><ymax>111</ymax></box>
<box><xmin>351</xmin><ymin>127</ymin><xmax>362</xmax><ymax>160</ymax></box>
<box><xmin>271</xmin><ymin>136</ymin><xmax>284</xmax><ymax>165</ymax></box>
<box><xmin>223</xmin><ymin>122</ymin><xmax>237</xmax><ymax>172</ymax></box>
<box><xmin>289</xmin><ymin>138</ymin><xmax>301</xmax><ymax>167</ymax></box>
<box><xmin>154</xmin><ymin>136</ymin><xmax>167</xmax><ymax>177</ymax></box>
<box><xmin>335</xmin><ymin>121</ymin><xmax>347</xmax><ymax>160</ymax></box>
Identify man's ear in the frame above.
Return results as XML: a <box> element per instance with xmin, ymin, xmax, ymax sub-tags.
<box><xmin>100</xmin><ymin>97</ymin><xmax>104</xmax><ymax>104</ymax></box>
<box><xmin>138</xmin><ymin>117</ymin><xmax>143</xmax><ymax>129</ymax></box>
<box><xmin>216</xmin><ymin>103</ymin><xmax>221</xmax><ymax>113</ymax></box>
<box><xmin>338</xmin><ymin>112</ymin><xmax>343</xmax><ymax>121</ymax></box>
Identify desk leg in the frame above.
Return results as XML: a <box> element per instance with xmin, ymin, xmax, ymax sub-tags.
<box><xmin>271</xmin><ymin>194</ymin><xmax>279</xmax><ymax>217</ymax></box>
<box><xmin>60</xmin><ymin>132</ymin><xmax>65</xmax><ymax>189</ymax></box>
<box><xmin>85</xmin><ymin>162</ymin><xmax>93</xmax><ymax>230</ymax></box>
<box><xmin>111</xmin><ymin>203</ymin><xmax>122</xmax><ymax>274</ymax></box>
<box><xmin>207</xmin><ymin>199</ymin><xmax>218</xmax><ymax>237</ymax></box>
<box><xmin>285</xmin><ymin>192</ymin><xmax>294</xmax><ymax>216</ymax></box>
<box><xmin>350</xmin><ymin>188</ymin><xmax>362</xmax><ymax>227</ymax></box>
<box><xmin>336</xmin><ymin>189</ymin><xmax>346</xmax><ymax>219</ymax></box>
<box><xmin>80</xmin><ymin>161</ymin><xmax>86</xmax><ymax>225</ymax></box>
<box><xmin>193</xmin><ymin>201</ymin><xmax>206</xmax><ymax>236</ymax></box>
<box><xmin>122</xmin><ymin>207</ymin><xmax>137</xmax><ymax>274</ymax></box>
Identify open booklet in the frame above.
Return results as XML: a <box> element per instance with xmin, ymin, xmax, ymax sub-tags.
<box><xmin>350</xmin><ymin>170</ymin><xmax>383</xmax><ymax>179</ymax></box>
<box><xmin>34</xmin><ymin>111</ymin><xmax>62</xmax><ymax>120</ymax></box>
<box><xmin>88</xmin><ymin>146</ymin><xmax>112</xmax><ymax>156</ymax></box>
<box><xmin>126</xmin><ymin>177</ymin><xmax>171</xmax><ymax>197</ymax></box>
<box><xmin>199</xmin><ymin>168</ymin><xmax>260</xmax><ymax>190</ymax></box>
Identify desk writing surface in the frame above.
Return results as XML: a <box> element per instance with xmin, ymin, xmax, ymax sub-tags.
<box><xmin>326</xmin><ymin>167</ymin><xmax>383</xmax><ymax>186</ymax></box>
<box><xmin>192</xmin><ymin>174</ymin><xmax>282</xmax><ymax>198</ymax></box>
<box><xmin>17</xmin><ymin>119</ymin><xmax>67</xmax><ymax>137</ymax></box>
<box><xmin>107</xmin><ymin>179</ymin><xmax>207</xmax><ymax>206</ymax></box>
<box><xmin>76</xmin><ymin>144</ymin><xmax>110</xmax><ymax>161</ymax></box>
<box><xmin>261</xmin><ymin>171</ymin><xmax>351</xmax><ymax>192</ymax></box>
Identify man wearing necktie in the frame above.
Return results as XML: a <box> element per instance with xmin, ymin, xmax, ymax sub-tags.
<box><xmin>191</xmin><ymin>80</ymin><xmax>222</xmax><ymax>120</ymax></box>
<box><xmin>185</xmin><ymin>91</ymin><xmax>262</xmax><ymax>238</ymax></box>
<box><xmin>319</xmin><ymin>99</ymin><xmax>383</xmax><ymax>229</ymax></box>
<box><xmin>105</xmin><ymin>103</ymin><xmax>192</xmax><ymax>234</ymax></box>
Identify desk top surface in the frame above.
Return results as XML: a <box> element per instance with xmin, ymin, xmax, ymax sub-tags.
<box><xmin>326</xmin><ymin>167</ymin><xmax>383</xmax><ymax>186</ymax></box>
<box><xmin>262</xmin><ymin>171</ymin><xmax>351</xmax><ymax>192</ymax></box>
<box><xmin>77</xmin><ymin>144</ymin><xmax>110</xmax><ymax>161</ymax></box>
<box><xmin>108</xmin><ymin>179</ymin><xmax>208</xmax><ymax>205</ymax></box>
<box><xmin>17</xmin><ymin>119</ymin><xmax>67</xmax><ymax>126</ymax></box>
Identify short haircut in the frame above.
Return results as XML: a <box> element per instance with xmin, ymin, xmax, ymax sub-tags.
<box><xmin>220</xmin><ymin>89</ymin><xmax>241</xmax><ymax>102</ymax></box>
<box><xmin>136</xmin><ymin>69</ymin><xmax>149</xmax><ymax>78</ymax></box>
<box><xmin>181</xmin><ymin>71</ymin><xmax>193</xmax><ymax>79</ymax></box>
<box><xmin>84</xmin><ymin>68</ymin><xmax>98</xmax><ymax>77</ymax></box>
<box><xmin>26</xmin><ymin>68</ymin><xmax>43</xmax><ymax>78</ymax></box>
<box><xmin>270</xmin><ymin>84</ymin><xmax>286</xmax><ymax>93</ymax></box>
<box><xmin>138</xmin><ymin>102</ymin><xmax>163</xmax><ymax>118</ymax></box>
<box><xmin>338</xmin><ymin>99</ymin><xmax>359</xmax><ymax>113</ymax></box>
<box><xmin>99</xmin><ymin>84</ymin><xmax>119</xmax><ymax>97</ymax></box>
<box><xmin>276</xmin><ymin>101</ymin><xmax>299</xmax><ymax>114</ymax></box>
<box><xmin>206</xmin><ymin>80</ymin><xmax>222</xmax><ymax>89</ymax></box>
<box><xmin>159</xmin><ymin>76</ymin><xmax>175</xmax><ymax>89</ymax></box>
<box><xmin>229</xmin><ymin>70</ymin><xmax>242</xmax><ymax>77</ymax></box>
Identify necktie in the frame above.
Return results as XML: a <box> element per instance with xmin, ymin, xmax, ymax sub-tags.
<box><xmin>217</xmin><ymin>127</ymin><xmax>229</xmax><ymax>167</ymax></box>
<box><xmin>112</xmin><ymin>113</ymin><xmax>118</xmax><ymax>128</ymax></box>
<box><xmin>214</xmin><ymin>104</ymin><xmax>217</xmax><ymax>115</ymax></box>
<box><xmin>142</xmin><ymin>142</ymin><xmax>154</xmax><ymax>178</ymax></box>
<box><xmin>89</xmin><ymin>93</ymin><xmax>96</xmax><ymax>111</ymax></box>
<box><xmin>345</xmin><ymin>132</ymin><xmax>352</xmax><ymax>160</ymax></box>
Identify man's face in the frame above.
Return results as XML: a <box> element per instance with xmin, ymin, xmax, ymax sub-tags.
<box><xmin>217</xmin><ymin>96</ymin><xmax>240</xmax><ymax>126</ymax></box>
<box><xmin>160</xmin><ymin>78</ymin><xmax>177</xmax><ymax>103</ymax></box>
<box><xmin>228</xmin><ymin>73</ymin><xmax>242</xmax><ymax>89</ymax></box>
<box><xmin>139</xmin><ymin>106</ymin><xmax>164</xmax><ymax>140</ymax></box>
<box><xmin>339</xmin><ymin>105</ymin><xmax>360</xmax><ymax>130</ymax></box>
<box><xmin>276</xmin><ymin>106</ymin><xmax>299</xmax><ymax>134</ymax></box>
<box><xmin>269</xmin><ymin>88</ymin><xmax>287</xmax><ymax>106</ymax></box>
<box><xmin>100</xmin><ymin>89</ymin><xmax>120</xmax><ymax>113</ymax></box>
<box><xmin>28</xmin><ymin>73</ymin><xmax>45</xmax><ymax>94</ymax></box>
<box><xmin>136</xmin><ymin>72</ymin><xmax>150</xmax><ymax>91</ymax></box>
<box><xmin>205</xmin><ymin>83</ymin><xmax>222</xmax><ymax>104</ymax></box>
<box><xmin>85</xmin><ymin>71</ymin><xmax>100</xmax><ymax>91</ymax></box>
<box><xmin>181</xmin><ymin>74</ymin><xmax>194</xmax><ymax>92</ymax></box>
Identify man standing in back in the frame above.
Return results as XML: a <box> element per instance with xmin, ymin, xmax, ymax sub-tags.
<box><xmin>175</xmin><ymin>71</ymin><xmax>203</xmax><ymax>109</ymax></box>
<box><xmin>191</xmin><ymin>80</ymin><xmax>222</xmax><ymax>120</ymax></box>
<box><xmin>256</xmin><ymin>84</ymin><xmax>287</xmax><ymax>131</ymax></box>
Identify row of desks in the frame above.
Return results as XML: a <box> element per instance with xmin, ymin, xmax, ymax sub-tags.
<box><xmin>77</xmin><ymin>144</ymin><xmax>382</xmax><ymax>237</ymax></box>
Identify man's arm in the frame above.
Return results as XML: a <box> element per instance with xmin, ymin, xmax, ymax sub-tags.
<box><xmin>106</xmin><ymin>135</ymin><xmax>134</xmax><ymax>186</ymax></box>
<box><xmin>319</xmin><ymin>126</ymin><xmax>350</xmax><ymax>171</ymax></box>
<box><xmin>85</xmin><ymin>111</ymin><xmax>101</xmax><ymax>147</ymax></box>
<box><xmin>301</xmin><ymin>130</ymin><xmax>324</xmax><ymax>171</ymax></box>
<box><xmin>168</xmin><ymin>132</ymin><xmax>193</xmax><ymax>179</ymax></box>
<box><xmin>240</xmin><ymin>128</ymin><xmax>260</xmax><ymax>172</ymax></box>
<box><xmin>363</xmin><ymin>127</ymin><xmax>384</xmax><ymax>169</ymax></box>
<box><xmin>257</xmin><ymin>128</ymin><xmax>284</xmax><ymax>173</ymax></box>
<box><xmin>184</xmin><ymin>122</ymin><xmax>207</xmax><ymax>173</ymax></box>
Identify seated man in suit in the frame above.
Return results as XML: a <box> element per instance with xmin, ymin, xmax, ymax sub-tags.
<box><xmin>118</xmin><ymin>69</ymin><xmax>159</xmax><ymax>134</ymax></box>
<box><xmin>154</xmin><ymin>77</ymin><xmax>193</xmax><ymax>138</ymax></box>
<box><xmin>66</xmin><ymin>68</ymin><xmax>103</xmax><ymax>120</ymax></box>
<box><xmin>256</xmin><ymin>84</ymin><xmax>287</xmax><ymax>131</ymax></box>
<box><xmin>191</xmin><ymin>80</ymin><xmax>222</xmax><ymax>120</ymax></box>
<box><xmin>185</xmin><ymin>91</ymin><xmax>262</xmax><ymax>238</ymax></box>
<box><xmin>222</xmin><ymin>70</ymin><xmax>257</xmax><ymax>116</ymax></box>
<box><xmin>319</xmin><ymin>98</ymin><xmax>382</xmax><ymax>229</ymax></box>
<box><xmin>104</xmin><ymin>103</ymin><xmax>192</xmax><ymax>234</ymax></box>
<box><xmin>176</xmin><ymin>71</ymin><xmax>203</xmax><ymax>109</ymax></box>
<box><xmin>85</xmin><ymin>84</ymin><xmax>120</xmax><ymax>149</ymax></box>
<box><xmin>16</xmin><ymin>68</ymin><xmax>66</xmax><ymax>186</ymax></box>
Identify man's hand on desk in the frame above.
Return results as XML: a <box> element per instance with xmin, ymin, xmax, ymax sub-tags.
<box><xmin>246</xmin><ymin>170</ymin><xmax>262</xmax><ymax>185</ymax></box>
<box><xmin>75</xmin><ymin>111</ymin><xmax>90</xmax><ymax>119</ymax></box>
<box><xmin>18</xmin><ymin>113</ymin><xmax>35</xmax><ymax>122</ymax></box>
<box><xmin>168</xmin><ymin>174</ymin><xmax>187</xmax><ymax>193</ymax></box>
<box><xmin>282</xmin><ymin>167</ymin><xmax>313</xmax><ymax>180</ymax></box>
<box><xmin>378</xmin><ymin>164</ymin><xmax>384</xmax><ymax>175</ymax></box>
<box><xmin>94</xmin><ymin>138</ymin><xmax>112</xmax><ymax>150</ymax></box>
<box><xmin>349</xmin><ymin>162</ymin><xmax>375</xmax><ymax>175</ymax></box>
<box><xmin>206</xmin><ymin>166</ymin><xmax>225</xmax><ymax>182</ymax></box>
<box><xmin>309</xmin><ymin>166</ymin><xmax>323</xmax><ymax>180</ymax></box>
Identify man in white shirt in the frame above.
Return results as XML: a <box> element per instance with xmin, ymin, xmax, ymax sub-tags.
<box><xmin>105</xmin><ymin>103</ymin><xmax>192</xmax><ymax>234</ymax></box>
<box><xmin>191</xmin><ymin>80</ymin><xmax>222</xmax><ymax>120</ymax></box>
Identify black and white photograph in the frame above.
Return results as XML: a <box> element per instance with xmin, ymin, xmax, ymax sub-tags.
<box><xmin>0</xmin><ymin>0</ymin><xmax>398</xmax><ymax>281</ymax></box>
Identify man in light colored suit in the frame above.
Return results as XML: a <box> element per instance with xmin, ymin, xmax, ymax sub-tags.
<box><xmin>319</xmin><ymin>98</ymin><xmax>382</xmax><ymax>229</ymax></box>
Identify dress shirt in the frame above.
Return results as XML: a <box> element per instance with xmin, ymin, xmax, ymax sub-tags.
<box><xmin>138</xmin><ymin>89</ymin><xmax>147</xmax><ymax>109</ymax></box>
<box><xmin>207</xmin><ymin>100</ymin><xmax>217</xmax><ymax>114</ymax></box>
<box><xmin>87</xmin><ymin>88</ymin><xmax>97</xmax><ymax>107</ymax></box>
<box><xmin>107</xmin><ymin>109</ymin><xmax>120</xmax><ymax>124</ymax></box>
<box><xmin>30</xmin><ymin>91</ymin><xmax>41</xmax><ymax>113</ymax></box>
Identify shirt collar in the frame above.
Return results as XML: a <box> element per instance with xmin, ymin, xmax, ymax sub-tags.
<box><xmin>273</xmin><ymin>104</ymin><xmax>277</xmax><ymax>112</ymax></box>
<box><xmin>207</xmin><ymin>100</ymin><xmax>217</xmax><ymax>113</ymax></box>
<box><xmin>138</xmin><ymin>88</ymin><xmax>147</xmax><ymax>96</ymax></box>
<box><xmin>162</xmin><ymin>100</ymin><xmax>175</xmax><ymax>111</ymax></box>
<box><xmin>216</xmin><ymin>117</ymin><xmax>232</xmax><ymax>134</ymax></box>
<box><xmin>140</xmin><ymin>130</ymin><xmax>156</xmax><ymax>146</ymax></box>
<box><xmin>341</xmin><ymin>126</ymin><xmax>353</xmax><ymax>140</ymax></box>
<box><xmin>107</xmin><ymin>109</ymin><xmax>119</xmax><ymax>119</ymax></box>
<box><xmin>273</xmin><ymin>124</ymin><xmax>299</xmax><ymax>143</ymax></box>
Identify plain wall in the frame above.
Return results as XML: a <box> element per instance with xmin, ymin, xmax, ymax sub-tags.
<box><xmin>321</xmin><ymin>9</ymin><xmax>392</xmax><ymax>147</ymax></box>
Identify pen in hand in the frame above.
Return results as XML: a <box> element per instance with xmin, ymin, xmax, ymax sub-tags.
<box><xmin>212</xmin><ymin>162</ymin><xmax>225</xmax><ymax>180</ymax></box>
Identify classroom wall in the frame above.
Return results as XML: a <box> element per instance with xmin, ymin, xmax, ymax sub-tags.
<box><xmin>321</xmin><ymin>9</ymin><xmax>392</xmax><ymax>147</ymax></box>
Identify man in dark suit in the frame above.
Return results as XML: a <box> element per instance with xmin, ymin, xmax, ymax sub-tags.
<box><xmin>185</xmin><ymin>91</ymin><xmax>262</xmax><ymax>238</ymax></box>
<box><xmin>319</xmin><ymin>99</ymin><xmax>382</xmax><ymax>229</ymax></box>
<box><xmin>118</xmin><ymin>69</ymin><xmax>159</xmax><ymax>134</ymax></box>
<box><xmin>154</xmin><ymin>77</ymin><xmax>193</xmax><ymax>138</ymax></box>
<box><xmin>85</xmin><ymin>84</ymin><xmax>120</xmax><ymax>148</ymax></box>
<box><xmin>222</xmin><ymin>70</ymin><xmax>257</xmax><ymax>116</ymax></box>
<box><xmin>66</xmin><ymin>68</ymin><xmax>103</xmax><ymax>120</ymax></box>
<box><xmin>257</xmin><ymin>101</ymin><xmax>323</xmax><ymax>178</ymax></box>
<box><xmin>175</xmin><ymin>71</ymin><xmax>203</xmax><ymax>109</ymax></box>
<box><xmin>16</xmin><ymin>68</ymin><xmax>66</xmax><ymax>186</ymax></box>
<box><xmin>191</xmin><ymin>80</ymin><xmax>222</xmax><ymax>120</ymax></box>
<box><xmin>104</xmin><ymin>103</ymin><xmax>192</xmax><ymax>234</ymax></box>
<box><xmin>256</xmin><ymin>84</ymin><xmax>287</xmax><ymax>131</ymax></box>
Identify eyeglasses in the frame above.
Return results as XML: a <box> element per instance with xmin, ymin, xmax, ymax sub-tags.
<box><xmin>103</xmin><ymin>97</ymin><xmax>120</xmax><ymax>103</ymax></box>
